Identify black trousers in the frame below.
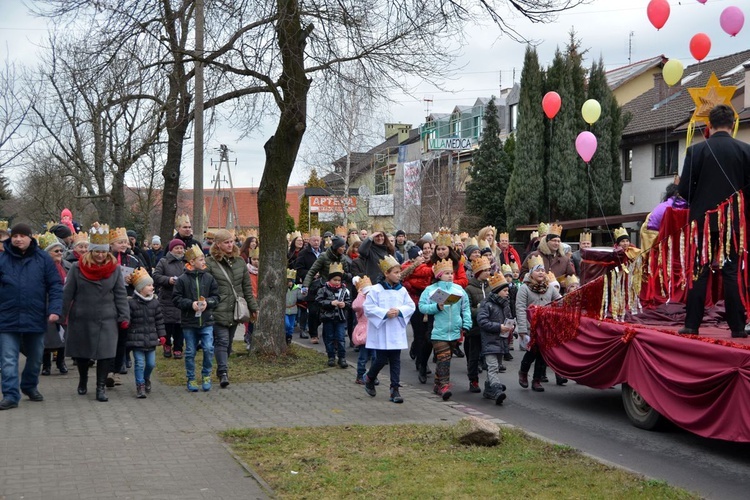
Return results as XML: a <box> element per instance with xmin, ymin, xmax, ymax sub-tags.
<box><xmin>464</xmin><ymin>334</ymin><xmax>482</xmax><ymax>382</ymax></box>
<box><xmin>685</xmin><ymin>239</ymin><xmax>746</xmax><ymax>333</ymax></box>
<box><xmin>520</xmin><ymin>346</ymin><xmax>546</xmax><ymax>381</ymax></box>
<box><xmin>163</xmin><ymin>323</ymin><xmax>184</xmax><ymax>351</ymax></box>
<box><xmin>413</xmin><ymin>313</ymin><xmax>434</xmax><ymax>374</ymax></box>
<box><xmin>307</xmin><ymin>303</ymin><xmax>321</xmax><ymax>339</ymax></box>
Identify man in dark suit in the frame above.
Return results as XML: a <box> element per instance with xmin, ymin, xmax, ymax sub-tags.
<box><xmin>678</xmin><ymin>104</ymin><xmax>750</xmax><ymax>338</ymax></box>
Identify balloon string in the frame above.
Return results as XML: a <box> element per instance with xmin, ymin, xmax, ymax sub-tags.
<box><xmin>587</xmin><ymin>165</ymin><xmax>618</xmax><ymax>257</ymax></box>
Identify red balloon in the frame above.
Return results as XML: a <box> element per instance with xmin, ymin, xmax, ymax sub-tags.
<box><xmin>542</xmin><ymin>91</ymin><xmax>562</xmax><ymax>119</ymax></box>
<box><xmin>647</xmin><ymin>0</ymin><xmax>670</xmax><ymax>30</ymax></box>
<box><xmin>689</xmin><ymin>33</ymin><xmax>711</xmax><ymax>61</ymax></box>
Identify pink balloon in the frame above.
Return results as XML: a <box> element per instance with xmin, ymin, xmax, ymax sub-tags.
<box><xmin>576</xmin><ymin>131</ymin><xmax>598</xmax><ymax>163</ymax></box>
<box><xmin>696</xmin><ymin>0</ymin><xmax>707</xmax><ymax>4</ymax></box>
<box><xmin>720</xmin><ymin>6</ymin><xmax>745</xmax><ymax>36</ymax></box>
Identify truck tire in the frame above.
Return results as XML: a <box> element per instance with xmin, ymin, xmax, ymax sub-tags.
<box><xmin>621</xmin><ymin>383</ymin><xmax>663</xmax><ymax>430</ymax></box>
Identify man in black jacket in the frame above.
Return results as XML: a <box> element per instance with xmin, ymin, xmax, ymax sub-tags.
<box><xmin>678</xmin><ymin>104</ymin><xmax>750</xmax><ymax>338</ymax></box>
<box><xmin>295</xmin><ymin>232</ymin><xmax>323</xmax><ymax>342</ymax></box>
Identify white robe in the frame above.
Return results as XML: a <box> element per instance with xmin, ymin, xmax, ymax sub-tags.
<box><xmin>363</xmin><ymin>284</ymin><xmax>415</xmax><ymax>350</ymax></box>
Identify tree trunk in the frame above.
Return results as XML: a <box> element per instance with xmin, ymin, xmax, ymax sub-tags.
<box><xmin>255</xmin><ymin>0</ymin><xmax>311</xmax><ymax>356</ymax></box>
<box><xmin>111</xmin><ymin>170</ymin><xmax>126</xmax><ymax>226</ymax></box>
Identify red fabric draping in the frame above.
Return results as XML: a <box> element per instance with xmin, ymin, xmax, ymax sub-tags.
<box><xmin>532</xmin><ymin>309</ymin><xmax>750</xmax><ymax>442</ymax></box>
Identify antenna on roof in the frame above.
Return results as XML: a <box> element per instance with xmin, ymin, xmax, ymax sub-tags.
<box><xmin>628</xmin><ymin>31</ymin><xmax>635</xmax><ymax>65</ymax></box>
<box><xmin>424</xmin><ymin>95</ymin><xmax>433</xmax><ymax>116</ymax></box>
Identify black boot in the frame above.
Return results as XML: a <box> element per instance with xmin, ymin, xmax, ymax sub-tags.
<box><xmin>42</xmin><ymin>352</ymin><xmax>52</xmax><ymax>376</ymax></box>
<box><xmin>77</xmin><ymin>360</ymin><xmax>89</xmax><ymax>395</ymax></box>
<box><xmin>56</xmin><ymin>348</ymin><xmax>68</xmax><ymax>374</ymax></box>
<box><xmin>96</xmin><ymin>360</ymin><xmax>109</xmax><ymax>402</ymax></box>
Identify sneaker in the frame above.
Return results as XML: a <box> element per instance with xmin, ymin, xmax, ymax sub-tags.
<box><xmin>498</xmin><ymin>364</ymin><xmax>507</xmax><ymax>373</ymax></box>
<box><xmin>163</xmin><ymin>345</ymin><xmax>172</xmax><ymax>358</ymax></box>
<box><xmin>355</xmin><ymin>377</ymin><xmax>365</xmax><ymax>385</ymax></box>
<box><xmin>114</xmin><ymin>374</ymin><xmax>122</xmax><ymax>386</ymax></box>
<box><xmin>136</xmin><ymin>384</ymin><xmax>147</xmax><ymax>399</ymax></box>
<box><xmin>145</xmin><ymin>379</ymin><xmax>152</xmax><ymax>393</ymax></box>
<box><xmin>220</xmin><ymin>373</ymin><xmax>229</xmax><ymax>388</ymax></box>
<box><xmin>202</xmin><ymin>376</ymin><xmax>212</xmax><ymax>392</ymax></box>
<box><xmin>495</xmin><ymin>392</ymin><xmax>507</xmax><ymax>405</ymax></box>
<box><xmin>435</xmin><ymin>385</ymin><xmax>452</xmax><ymax>401</ymax></box>
<box><xmin>389</xmin><ymin>387</ymin><xmax>404</xmax><ymax>403</ymax></box>
<box><xmin>187</xmin><ymin>380</ymin><xmax>199</xmax><ymax>392</ymax></box>
<box><xmin>338</xmin><ymin>357</ymin><xmax>348</xmax><ymax>369</ymax></box>
<box><xmin>453</xmin><ymin>346</ymin><xmax>465</xmax><ymax>358</ymax></box>
<box><xmin>300</xmin><ymin>331</ymin><xmax>309</xmax><ymax>339</ymax></box>
<box><xmin>364</xmin><ymin>374</ymin><xmax>376</xmax><ymax>397</ymax></box>
<box><xmin>173</xmin><ymin>350</ymin><xmax>183</xmax><ymax>359</ymax></box>
<box><xmin>327</xmin><ymin>358</ymin><xmax>336</xmax><ymax>367</ymax></box>
<box><xmin>469</xmin><ymin>380</ymin><xmax>481</xmax><ymax>393</ymax></box>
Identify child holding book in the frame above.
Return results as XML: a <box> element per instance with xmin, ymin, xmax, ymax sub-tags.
<box><xmin>418</xmin><ymin>258</ymin><xmax>472</xmax><ymax>401</ymax></box>
<box><xmin>362</xmin><ymin>256</ymin><xmax>415</xmax><ymax>403</ymax></box>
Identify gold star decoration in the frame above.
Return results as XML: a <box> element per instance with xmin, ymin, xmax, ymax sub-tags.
<box><xmin>687</xmin><ymin>72</ymin><xmax>737</xmax><ymax>126</ymax></box>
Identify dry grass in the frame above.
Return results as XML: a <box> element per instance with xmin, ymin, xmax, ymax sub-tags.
<box><xmin>223</xmin><ymin>424</ymin><xmax>699</xmax><ymax>500</ymax></box>
<box><xmin>155</xmin><ymin>341</ymin><xmax>329</xmax><ymax>385</ymax></box>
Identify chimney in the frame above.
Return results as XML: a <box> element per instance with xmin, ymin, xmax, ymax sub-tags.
<box><xmin>384</xmin><ymin>123</ymin><xmax>412</xmax><ymax>143</ymax></box>
<box><xmin>654</xmin><ymin>71</ymin><xmax>667</xmax><ymax>103</ymax></box>
<box><xmin>744</xmin><ymin>63</ymin><xmax>750</xmax><ymax>111</ymax></box>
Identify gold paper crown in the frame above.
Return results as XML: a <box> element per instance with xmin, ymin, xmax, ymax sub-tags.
<box><xmin>185</xmin><ymin>244</ymin><xmax>203</xmax><ymax>262</ymax></box>
<box><xmin>310</xmin><ymin>228</ymin><xmax>321</xmax><ymax>237</ymax></box>
<box><xmin>128</xmin><ymin>267</ymin><xmax>151</xmax><ymax>289</ymax></box>
<box><xmin>509</xmin><ymin>261</ymin><xmax>519</xmax><ymax>272</ymax></box>
<box><xmin>580</xmin><ymin>231</ymin><xmax>592</xmax><ymax>243</ymax></box>
<box><xmin>206</xmin><ymin>230</ymin><xmax>216</xmax><ymax>239</ymax></box>
<box><xmin>565</xmin><ymin>274</ymin><xmax>580</xmax><ymax>287</ymax></box>
<box><xmin>453</xmin><ymin>234</ymin><xmax>464</xmax><ymax>245</ymax></box>
<box><xmin>290</xmin><ymin>231</ymin><xmax>302</xmax><ymax>240</ymax></box>
<box><xmin>72</xmin><ymin>231</ymin><xmax>89</xmax><ymax>246</ymax></box>
<box><xmin>433</xmin><ymin>258</ymin><xmax>454</xmax><ymax>276</ymax></box>
<box><xmin>478</xmin><ymin>239</ymin><xmax>491</xmax><ymax>251</ymax></box>
<box><xmin>287</xmin><ymin>269</ymin><xmax>297</xmax><ymax>280</ymax></box>
<box><xmin>614</xmin><ymin>227</ymin><xmax>629</xmax><ymax>241</ymax></box>
<box><xmin>355</xmin><ymin>275</ymin><xmax>372</xmax><ymax>291</ymax></box>
<box><xmin>435</xmin><ymin>227</ymin><xmax>453</xmax><ymax>247</ymax></box>
<box><xmin>109</xmin><ymin>227</ymin><xmax>128</xmax><ymax>243</ymax></box>
<box><xmin>0</xmin><ymin>220</ymin><xmax>8</xmax><ymax>231</ymax></box>
<box><xmin>378</xmin><ymin>255</ymin><xmax>400</xmax><ymax>274</ymax></box>
<box><xmin>537</xmin><ymin>222</ymin><xmax>549</xmax><ymax>237</ymax></box>
<box><xmin>546</xmin><ymin>271</ymin><xmax>558</xmax><ymax>284</ymax></box>
<box><xmin>527</xmin><ymin>255</ymin><xmax>545</xmax><ymax>270</ymax></box>
<box><xmin>247</xmin><ymin>228</ymin><xmax>258</xmax><ymax>238</ymax></box>
<box><xmin>471</xmin><ymin>256</ymin><xmax>491</xmax><ymax>274</ymax></box>
<box><xmin>459</xmin><ymin>232</ymin><xmax>469</xmax><ymax>241</ymax></box>
<box><xmin>548</xmin><ymin>224</ymin><xmax>563</xmax><ymax>237</ymax></box>
<box><xmin>372</xmin><ymin>221</ymin><xmax>385</xmax><ymax>233</ymax></box>
<box><xmin>249</xmin><ymin>248</ymin><xmax>259</xmax><ymax>259</ymax></box>
<box><xmin>334</xmin><ymin>225</ymin><xmax>348</xmax><ymax>237</ymax></box>
<box><xmin>175</xmin><ymin>213</ymin><xmax>191</xmax><ymax>227</ymax></box>
<box><xmin>501</xmin><ymin>264</ymin><xmax>513</xmax><ymax>276</ymax></box>
<box><xmin>348</xmin><ymin>222</ymin><xmax>358</xmax><ymax>230</ymax></box>
<box><xmin>499</xmin><ymin>232</ymin><xmax>509</xmax><ymax>240</ymax></box>
<box><xmin>466</xmin><ymin>237</ymin><xmax>479</xmax><ymax>248</ymax></box>
<box><xmin>328</xmin><ymin>262</ymin><xmax>344</xmax><ymax>276</ymax></box>
<box><xmin>89</xmin><ymin>223</ymin><xmax>110</xmax><ymax>246</ymax></box>
<box><xmin>38</xmin><ymin>232</ymin><xmax>60</xmax><ymax>251</ymax></box>
<box><xmin>529</xmin><ymin>231</ymin><xmax>539</xmax><ymax>240</ymax></box>
<box><xmin>348</xmin><ymin>233</ymin><xmax>361</xmax><ymax>246</ymax></box>
<box><xmin>46</xmin><ymin>221</ymin><xmax>56</xmax><ymax>231</ymax></box>
<box><xmin>302</xmin><ymin>232</ymin><xmax>310</xmax><ymax>239</ymax></box>
<box><xmin>488</xmin><ymin>273</ymin><xmax>508</xmax><ymax>291</ymax></box>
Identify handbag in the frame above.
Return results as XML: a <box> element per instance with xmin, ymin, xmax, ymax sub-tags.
<box><xmin>216</xmin><ymin>263</ymin><xmax>253</xmax><ymax>323</ymax></box>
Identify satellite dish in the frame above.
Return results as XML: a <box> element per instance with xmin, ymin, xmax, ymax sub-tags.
<box><xmin>357</xmin><ymin>185</ymin><xmax>371</xmax><ymax>199</ymax></box>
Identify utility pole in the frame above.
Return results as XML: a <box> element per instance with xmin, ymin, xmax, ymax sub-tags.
<box><xmin>193</xmin><ymin>0</ymin><xmax>205</xmax><ymax>238</ymax></box>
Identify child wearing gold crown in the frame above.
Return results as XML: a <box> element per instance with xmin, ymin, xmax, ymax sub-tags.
<box><xmin>351</xmin><ymin>275</ymin><xmax>378</xmax><ymax>386</ymax></box>
<box><xmin>362</xmin><ymin>256</ymin><xmax>415</xmax><ymax>403</ymax></box>
<box><xmin>125</xmin><ymin>269</ymin><xmax>166</xmax><ymax>398</ymax></box>
<box><xmin>477</xmin><ymin>273</ymin><xmax>514</xmax><ymax>405</ymax></box>
<box><xmin>418</xmin><ymin>258</ymin><xmax>472</xmax><ymax>401</ymax></box>
<box><xmin>315</xmin><ymin>262</ymin><xmax>352</xmax><ymax>368</ymax></box>
<box><xmin>464</xmin><ymin>256</ymin><xmax>492</xmax><ymax>394</ymax></box>
<box><xmin>285</xmin><ymin>269</ymin><xmax>302</xmax><ymax>345</ymax></box>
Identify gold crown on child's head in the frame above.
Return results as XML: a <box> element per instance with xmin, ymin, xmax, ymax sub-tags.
<box><xmin>287</xmin><ymin>269</ymin><xmax>297</xmax><ymax>280</ymax></box>
<box><xmin>433</xmin><ymin>259</ymin><xmax>453</xmax><ymax>276</ymax></box>
<box><xmin>249</xmin><ymin>248</ymin><xmax>259</xmax><ymax>259</ymax></box>
<box><xmin>501</xmin><ymin>264</ymin><xmax>513</xmax><ymax>276</ymax></box>
<box><xmin>378</xmin><ymin>255</ymin><xmax>400</xmax><ymax>275</ymax></box>
<box><xmin>108</xmin><ymin>227</ymin><xmax>128</xmax><ymax>244</ymax></box>
<box><xmin>614</xmin><ymin>227</ymin><xmax>629</xmax><ymax>241</ymax></box>
<box><xmin>0</xmin><ymin>220</ymin><xmax>7</xmax><ymax>231</ymax></box>
<box><xmin>434</xmin><ymin>227</ymin><xmax>453</xmax><ymax>248</ymax></box>
<box><xmin>185</xmin><ymin>244</ymin><xmax>203</xmax><ymax>262</ymax></box>
<box><xmin>128</xmin><ymin>267</ymin><xmax>151</xmax><ymax>289</ymax></box>
<box><xmin>527</xmin><ymin>255</ymin><xmax>544</xmax><ymax>271</ymax></box>
<box><xmin>355</xmin><ymin>275</ymin><xmax>372</xmax><ymax>291</ymax></box>
<box><xmin>471</xmin><ymin>256</ymin><xmax>491</xmax><ymax>274</ymax></box>
<box><xmin>328</xmin><ymin>262</ymin><xmax>344</xmax><ymax>276</ymax></box>
<box><xmin>488</xmin><ymin>273</ymin><xmax>508</xmax><ymax>291</ymax></box>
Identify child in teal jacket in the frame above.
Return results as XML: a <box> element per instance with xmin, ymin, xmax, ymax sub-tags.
<box><xmin>418</xmin><ymin>259</ymin><xmax>471</xmax><ymax>401</ymax></box>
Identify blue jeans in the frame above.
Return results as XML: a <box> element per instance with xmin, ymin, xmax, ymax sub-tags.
<box><xmin>132</xmin><ymin>349</ymin><xmax>156</xmax><ymax>385</ymax></box>
<box><xmin>284</xmin><ymin>314</ymin><xmax>296</xmax><ymax>338</ymax></box>
<box><xmin>367</xmin><ymin>349</ymin><xmax>402</xmax><ymax>389</ymax></box>
<box><xmin>183</xmin><ymin>326</ymin><xmax>214</xmax><ymax>381</ymax></box>
<box><xmin>357</xmin><ymin>347</ymin><xmax>376</xmax><ymax>380</ymax></box>
<box><xmin>322</xmin><ymin>320</ymin><xmax>347</xmax><ymax>359</ymax></box>
<box><xmin>0</xmin><ymin>332</ymin><xmax>45</xmax><ymax>403</ymax></box>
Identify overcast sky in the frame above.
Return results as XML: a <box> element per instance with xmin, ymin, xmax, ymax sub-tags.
<box><xmin>2</xmin><ymin>0</ymin><xmax>747</xmax><ymax>189</ymax></box>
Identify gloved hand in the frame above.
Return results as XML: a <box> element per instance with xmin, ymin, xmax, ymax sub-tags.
<box><xmin>159</xmin><ymin>337</ymin><xmax>167</xmax><ymax>346</ymax></box>
<box><xmin>119</xmin><ymin>321</ymin><xmax>130</xmax><ymax>330</ymax></box>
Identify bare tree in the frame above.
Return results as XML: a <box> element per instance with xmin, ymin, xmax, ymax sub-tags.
<box><xmin>419</xmin><ymin>151</ymin><xmax>471</xmax><ymax>231</ymax></box>
<box><xmin>0</xmin><ymin>53</ymin><xmax>34</xmax><ymax>172</ymax></box>
<box><xmin>125</xmin><ymin>145</ymin><xmax>167</xmax><ymax>240</ymax></box>
<box><xmin>30</xmin><ymin>0</ymin><xmax>587</xmax><ymax>356</ymax></box>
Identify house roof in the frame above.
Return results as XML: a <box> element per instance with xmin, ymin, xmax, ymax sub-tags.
<box><xmin>621</xmin><ymin>49</ymin><xmax>750</xmax><ymax>140</ymax></box>
<box><xmin>606</xmin><ymin>55</ymin><xmax>666</xmax><ymax>90</ymax></box>
<box><xmin>177</xmin><ymin>185</ymin><xmax>305</xmax><ymax>228</ymax></box>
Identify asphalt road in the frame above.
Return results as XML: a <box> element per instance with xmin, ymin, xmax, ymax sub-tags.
<box><xmin>295</xmin><ymin>328</ymin><xmax>750</xmax><ymax>500</ymax></box>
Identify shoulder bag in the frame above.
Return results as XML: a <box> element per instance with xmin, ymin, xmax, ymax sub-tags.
<box><xmin>216</xmin><ymin>262</ymin><xmax>252</xmax><ymax>323</ymax></box>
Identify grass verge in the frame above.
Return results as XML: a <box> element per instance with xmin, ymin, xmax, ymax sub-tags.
<box><xmin>222</xmin><ymin>424</ymin><xmax>698</xmax><ymax>499</ymax></box>
<box><xmin>155</xmin><ymin>341</ymin><xmax>328</xmax><ymax>385</ymax></box>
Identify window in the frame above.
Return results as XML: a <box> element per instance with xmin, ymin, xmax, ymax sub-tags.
<box><xmin>450</xmin><ymin>112</ymin><xmax>461</xmax><ymax>137</ymax></box>
<box><xmin>622</xmin><ymin>148</ymin><xmax>633</xmax><ymax>182</ymax></box>
<box><xmin>374</xmin><ymin>164</ymin><xmax>395</xmax><ymax>195</ymax></box>
<box><xmin>654</xmin><ymin>142</ymin><xmax>678</xmax><ymax>178</ymax></box>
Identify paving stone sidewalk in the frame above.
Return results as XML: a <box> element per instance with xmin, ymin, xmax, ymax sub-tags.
<box><xmin>0</xmin><ymin>350</ymin><xmax>468</xmax><ymax>500</ymax></box>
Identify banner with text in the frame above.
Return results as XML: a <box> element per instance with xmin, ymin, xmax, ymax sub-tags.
<box><xmin>309</xmin><ymin>196</ymin><xmax>357</xmax><ymax>213</ymax></box>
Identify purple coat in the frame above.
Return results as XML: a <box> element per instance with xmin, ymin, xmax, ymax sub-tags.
<box><xmin>648</xmin><ymin>196</ymin><xmax>688</xmax><ymax>231</ymax></box>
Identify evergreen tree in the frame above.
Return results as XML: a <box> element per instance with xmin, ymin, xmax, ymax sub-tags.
<box><xmin>504</xmin><ymin>133</ymin><xmax>516</xmax><ymax>178</ymax></box>
<box><xmin>297</xmin><ymin>168</ymin><xmax>326</xmax><ymax>231</ymax></box>
<box><xmin>587</xmin><ymin>57</ymin><xmax>621</xmax><ymax>216</ymax></box>
<box><xmin>466</xmin><ymin>97</ymin><xmax>510</xmax><ymax>231</ymax></box>
<box><xmin>505</xmin><ymin>46</ymin><xmax>545</xmax><ymax>235</ymax></box>
<box><xmin>608</xmin><ymin>93</ymin><xmax>625</xmax><ymax>216</ymax></box>
<box><xmin>547</xmin><ymin>49</ymin><xmax>587</xmax><ymax>220</ymax></box>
